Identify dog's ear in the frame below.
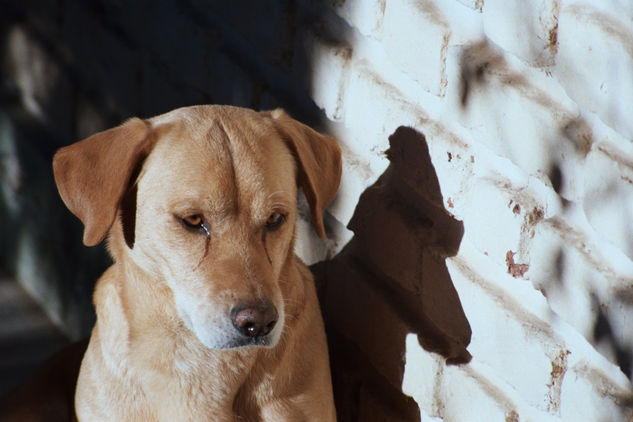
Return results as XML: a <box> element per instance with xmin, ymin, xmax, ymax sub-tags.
<box><xmin>53</xmin><ymin>118</ymin><xmax>154</xmax><ymax>246</ymax></box>
<box><xmin>269</xmin><ymin>109</ymin><xmax>342</xmax><ymax>239</ymax></box>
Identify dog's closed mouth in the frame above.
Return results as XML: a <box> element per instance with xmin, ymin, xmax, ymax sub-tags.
<box><xmin>227</xmin><ymin>334</ymin><xmax>277</xmax><ymax>349</ymax></box>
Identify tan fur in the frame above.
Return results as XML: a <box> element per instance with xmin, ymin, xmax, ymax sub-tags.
<box><xmin>52</xmin><ymin>105</ymin><xmax>341</xmax><ymax>421</ymax></box>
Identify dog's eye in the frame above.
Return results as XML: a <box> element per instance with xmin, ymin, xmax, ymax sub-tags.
<box><xmin>265</xmin><ymin>212</ymin><xmax>286</xmax><ymax>230</ymax></box>
<box><xmin>182</xmin><ymin>214</ymin><xmax>203</xmax><ymax>228</ymax></box>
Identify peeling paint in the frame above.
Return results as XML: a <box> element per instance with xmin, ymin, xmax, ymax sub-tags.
<box><xmin>506</xmin><ymin>250</ymin><xmax>529</xmax><ymax>278</ymax></box>
<box><xmin>546</xmin><ymin>349</ymin><xmax>570</xmax><ymax>414</ymax></box>
<box><xmin>526</xmin><ymin>207</ymin><xmax>544</xmax><ymax>226</ymax></box>
<box><xmin>505</xmin><ymin>410</ymin><xmax>519</xmax><ymax>422</ymax></box>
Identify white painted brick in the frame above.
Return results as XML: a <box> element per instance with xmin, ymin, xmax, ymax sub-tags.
<box><xmin>445</xmin><ymin>147</ymin><xmax>561</xmax><ymax>272</ymax></box>
<box><xmin>456</xmin><ymin>0</ymin><xmax>483</xmax><ymax>12</ymax></box>
<box><xmin>584</xmin><ymin>144</ymin><xmax>633</xmax><ymax>260</ymax></box>
<box><xmin>432</xmin><ymin>1</ymin><xmax>484</xmax><ymax>46</ymax></box>
<box><xmin>412</xmin><ymin>124</ymin><xmax>474</xmax><ymax>215</ymax></box>
<box><xmin>456</xmin><ymin>42</ymin><xmax>583</xmax><ymax>178</ymax></box>
<box><xmin>561</xmin><ymin>361</ymin><xmax>633</xmax><ymax>421</ymax></box>
<box><xmin>402</xmin><ymin>346</ymin><xmax>444</xmax><ymax>419</ymax></box>
<box><xmin>528</xmin><ymin>223</ymin><xmax>597</xmax><ymax>338</ymax></box>
<box><xmin>326</xmin><ymin>0</ymin><xmax>385</xmax><ymax>39</ymax></box>
<box><xmin>483</xmin><ymin>0</ymin><xmax>560</xmax><ymax>67</ymax></box>
<box><xmin>343</xmin><ymin>60</ymin><xmax>423</xmax><ymax>154</ymax></box>
<box><xmin>305</xmin><ymin>32</ymin><xmax>353</xmax><ymax>121</ymax></box>
<box><xmin>555</xmin><ymin>2</ymin><xmax>633</xmax><ymax>139</ymax></box>
<box><xmin>459</xmin><ymin>179</ymin><xmax>524</xmax><ymax>266</ymax></box>
<box><xmin>381</xmin><ymin>0</ymin><xmax>450</xmax><ymax>96</ymax></box>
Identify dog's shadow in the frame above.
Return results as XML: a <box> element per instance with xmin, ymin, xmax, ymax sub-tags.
<box><xmin>312</xmin><ymin>126</ymin><xmax>472</xmax><ymax>421</ymax></box>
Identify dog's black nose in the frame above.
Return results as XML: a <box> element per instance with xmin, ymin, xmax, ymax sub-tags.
<box><xmin>231</xmin><ymin>300</ymin><xmax>278</xmax><ymax>338</ymax></box>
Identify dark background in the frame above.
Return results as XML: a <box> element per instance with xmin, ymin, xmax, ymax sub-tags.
<box><xmin>0</xmin><ymin>0</ymin><xmax>331</xmax><ymax>344</ymax></box>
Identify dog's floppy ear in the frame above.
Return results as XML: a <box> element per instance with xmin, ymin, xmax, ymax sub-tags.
<box><xmin>53</xmin><ymin>118</ymin><xmax>154</xmax><ymax>247</ymax></box>
<box><xmin>270</xmin><ymin>109</ymin><xmax>342</xmax><ymax>239</ymax></box>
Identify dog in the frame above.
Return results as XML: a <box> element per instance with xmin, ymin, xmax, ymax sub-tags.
<box><xmin>52</xmin><ymin>105</ymin><xmax>341</xmax><ymax>421</ymax></box>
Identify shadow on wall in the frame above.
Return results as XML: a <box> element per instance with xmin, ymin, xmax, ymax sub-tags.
<box><xmin>313</xmin><ymin>127</ymin><xmax>472</xmax><ymax>421</ymax></box>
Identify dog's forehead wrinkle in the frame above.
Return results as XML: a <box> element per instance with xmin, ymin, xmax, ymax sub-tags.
<box><xmin>201</xmin><ymin>117</ymin><xmax>276</xmax><ymax>218</ymax></box>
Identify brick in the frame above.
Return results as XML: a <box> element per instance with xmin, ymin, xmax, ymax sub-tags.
<box><xmin>320</xmin><ymin>243</ymin><xmax>470</xmax><ymax>387</ymax></box>
<box><xmin>583</xmin><ymin>144</ymin><xmax>633</xmax><ymax>261</ymax></box>
<box><xmin>483</xmin><ymin>0</ymin><xmax>560</xmax><ymax>67</ymax></box>
<box><xmin>343</xmin><ymin>61</ymin><xmax>426</xmax><ymax>150</ymax></box>
<box><xmin>294</xmin><ymin>197</ymin><xmax>352</xmax><ymax>265</ymax></box>
<box><xmin>456</xmin><ymin>0</ymin><xmax>484</xmax><ymax>12</ymax></box>
<box><xmin>381</xmin><ymin>0</ymin><xmax>450</xmax><ymax>96</ymax></box>
<box><xmin>401</xmin><ymin>341</ymin><xmax>444</xmax><ymax>418</ymax></box>
<box><xmin>324</xmin><ymin>143</ymin><xmax>388</xmax><ymax>228</ymax></box>
<box><xmin>561</xmin><ymin>361</ymin><xmax>633</xmax><ymax>421</ymax></box>
<box><xmin>304</xmin><ymin>31</ymin><xmax>352</xmax><ymax>121</ymax></box>
<box><xmin>357</xmin><ymin>383</ymin><xmax>420</xmax><ymax>421</ymax></box>
<box><xmin>527</xmin><ymin>224</ymin><xmax>597</xmax><ymax>338</ymax></box>
<box><xmin>325</xmin><ymin>0</ymin><xmax>386</xmax><ymax>39</ymax></box>
<box><xmin>458</xmin><ymin>179</ymin><xmax>525</xmax><ymax>270</ymax></box>
<box><xmin>555</xmin><ymin>3</ymin><xmax>633</xmax><ymax>139</ymax></box>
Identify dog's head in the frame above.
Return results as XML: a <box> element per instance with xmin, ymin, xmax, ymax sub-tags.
<box><xmin>53</xmin><ymin>105</ymin><xmax>341</xmax><ymax>349</ymax></box>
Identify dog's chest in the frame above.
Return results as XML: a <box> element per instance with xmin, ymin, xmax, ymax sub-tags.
<box><xmin>132</xmin><ymin>344</ymin><xmax>259</xmax><ymax>419</ymax></box>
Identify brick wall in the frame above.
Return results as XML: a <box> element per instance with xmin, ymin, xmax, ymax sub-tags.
<box><xmin>1</xmin><ymin>0</ymin><xmax>632</xmax><ymax>420</ymax></box>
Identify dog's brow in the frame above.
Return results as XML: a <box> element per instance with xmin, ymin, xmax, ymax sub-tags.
<box><xmin>266</xmin><ymin>191</ymin><xmax>291</xmax><ymax>204</ymax></box>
